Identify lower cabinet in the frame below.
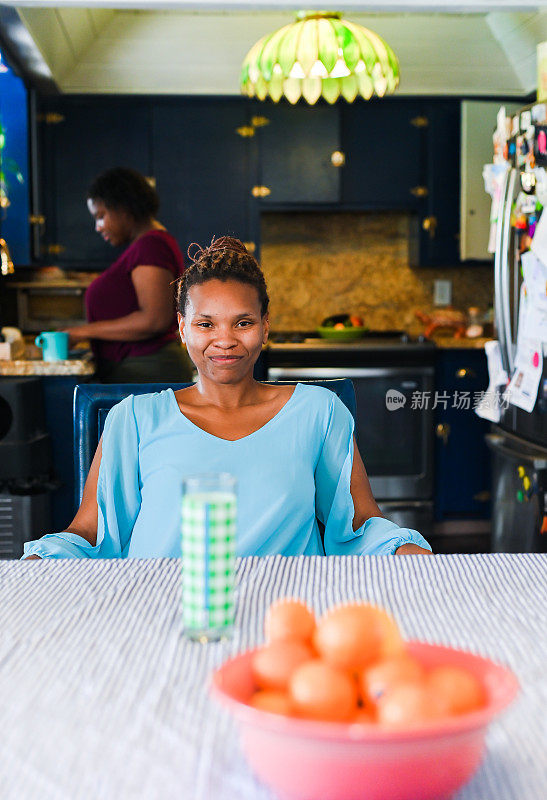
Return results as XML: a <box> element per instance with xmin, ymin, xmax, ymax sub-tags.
<box><xmin>433</xmin><ymin>348</ymin><xmax>491</xmax><ymax>551</ymax></box>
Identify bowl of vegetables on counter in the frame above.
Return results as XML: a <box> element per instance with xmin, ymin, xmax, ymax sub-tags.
<box><xmin>318</xmin><ymin>314</ymin><xmax>368</xmax><ymax>341</ymax></box>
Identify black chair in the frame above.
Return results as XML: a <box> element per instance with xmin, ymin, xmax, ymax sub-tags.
<box><xmin>73</xmin><ymin>380</ymin><xmax>356</xmax><ymax>507</ymax></box>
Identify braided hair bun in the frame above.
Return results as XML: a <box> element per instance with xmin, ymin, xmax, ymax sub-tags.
<box><xmin>176</xmin><ymin>236</ymin><xmax>269</xmax><ymax>316</ymax></box>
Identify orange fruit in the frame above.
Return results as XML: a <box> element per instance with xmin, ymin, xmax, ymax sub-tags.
<box><xmin>351</xmin><ymin>707</ymin><xmax>376</xmax><ymax>724</ymax></box>
<box><xmin>375</xmin><ymin>608</ymin><xmax>405</xmax><ymax>658</ymax></box>
<box><xmin>251</xmin><ymin>640</ymin><xmax>314</xmax><ymax>691</ymax></box>
<box><xmin>250</xmin><ymin>690</ymin><xmax>293</xmax><ymax>716</ymax></box>
<box><xmin>361</xmin><ymin>654</ymin><xmax>425</xmax><ymax>704</ymax></box>
<box><xmin>289</xmin><ymin>659</ymin><xmax>358</xmax><ymax>722</ymax></box>
<box><xmin>376</xmin><ymin>681</ymin><xmax>450</xmax><ymax>728</ymax></box>
<box><xmin>264</xmin><ymin>599</ymin><xmax>316</xmax><ymax>645</ymax></box>
<box><xmin>426</xmin><ymin>666</ymin><xmax>486</xmax><ymax>715</ymax></box>
<box><xmin>314</xmin><ymin>603</ymin><xmax>392</xmax><ymax>672</ymax></box>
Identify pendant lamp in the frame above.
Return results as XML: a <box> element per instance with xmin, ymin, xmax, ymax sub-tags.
<box><xmin>240</xmin><ymin>10</ymin><xmax>399</xmax><ymax>105</ymax></box>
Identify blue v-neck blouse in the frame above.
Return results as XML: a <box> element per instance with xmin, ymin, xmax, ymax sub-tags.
<box><xmin>22</xmin><ymin>384</ymin><xmax>431</xmax><ymax>559</ymax></box>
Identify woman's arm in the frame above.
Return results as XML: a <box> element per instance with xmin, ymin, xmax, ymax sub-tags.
<box><xmin>65</xmin><ymin>265</ymin><xmax>175</xmax><ymax>343</ymax></box>
<box><xmin>350</xmin><ymin>435</ymin><xmax>383</xmax><ymax>530</ymax></box>
<box><xmin>64</xmin><ymin>439</ymin><xmax>101</xmax><ymax>544</ymax></box>
<box><xmin>350</xmin><ymin>436</ymin><xmax>431</xmax><ymax>555</ymax></box>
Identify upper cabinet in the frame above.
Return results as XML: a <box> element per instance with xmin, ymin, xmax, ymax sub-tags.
<box><xmin>36</xmin><ymin>96</ymin><xmax>253</xmax><ymax>267</ymax></box>
<box><xmin>255</xmin><ymin>102</ymin><xmax>340</xmax><ymax>205</ymax></box>
<box><xmin>34</xmin><ymin>94</ymin><xmax>463</xmax><ymax>268</ymax></box>
<box><xmin>151</xmin><ymin>98</ymin><xmax>252</xmax><ymax>255</ymax></box>
<box><xmin>340</xmin><ymin>99</ymin><xmax>424</xmax><ymax>209</ymax></box>
<box><xmin>37</xmin><ymin>96</ymin><xmax>150</xmax><ymax>266</ymax></box>
<box><xmin>409</xmin><ymin>100</ymin><xmax>461</xmax><ymax>267</ymax></box>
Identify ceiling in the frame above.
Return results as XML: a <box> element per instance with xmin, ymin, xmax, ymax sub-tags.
<box><xmin>2</xmin><ymin>1</ymin><xmax>547</xmax><ymax>97</ymax></box>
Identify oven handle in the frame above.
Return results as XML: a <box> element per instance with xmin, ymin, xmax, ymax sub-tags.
<box><xmin>268</xmin><ymin>366</ymin><xmax>434</xmax><ymax>379</ymax></box>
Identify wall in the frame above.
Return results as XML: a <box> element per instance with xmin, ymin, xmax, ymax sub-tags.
<box><xmin>260</xmin><ymin>211</ymin><xmax>493</xmax><ymax>334</ymax></box>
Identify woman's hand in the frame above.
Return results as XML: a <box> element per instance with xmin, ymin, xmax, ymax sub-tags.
<box><xmin>62</xmin><ymin>326</ymin><xmax>89</xmax><ymax>347</ymax></box>
<box><xmin>395</xmin><ymin>543</ymin><xmax>432</xmax><ymax>555</ymax></box>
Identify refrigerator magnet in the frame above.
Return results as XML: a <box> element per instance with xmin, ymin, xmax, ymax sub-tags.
<box><xmin>534</xmin><ymin>126</ymin><xmax>547</xmax><ymax>166</ymax></box>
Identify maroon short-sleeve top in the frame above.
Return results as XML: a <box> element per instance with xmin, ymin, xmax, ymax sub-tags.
<box><xmin>85</xmin><ymin>229</ymin><xmax>184</xmax><ymax>363</ymax></box>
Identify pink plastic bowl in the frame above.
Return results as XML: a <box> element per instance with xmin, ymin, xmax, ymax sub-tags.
<box><xmin>211</xmin><ymin>641</ymin><xmax>518</xmax><ymax>800</ymax></box>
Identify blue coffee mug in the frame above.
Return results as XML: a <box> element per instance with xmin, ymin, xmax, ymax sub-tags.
<box><xmin>35</xmin><ymin>331</ymin><xmax>69</xmax><ymax>361</ymax></box>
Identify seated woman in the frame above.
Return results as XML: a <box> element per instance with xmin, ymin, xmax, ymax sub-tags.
<box><xmin>23</xmin><ymin>237</ymin><xmax>431</xmax><ymax>560</ymax></box>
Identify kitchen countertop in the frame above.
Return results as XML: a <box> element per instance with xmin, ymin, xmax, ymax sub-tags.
<box><xmin>431</xmin><ymin>337</ymin><xmax>491</xmax><ymax>350</ymax></box>
<box><xmin>0</xmin><ymin>357</ymin><xmax>95</xmax><ymax>376</ymax></box>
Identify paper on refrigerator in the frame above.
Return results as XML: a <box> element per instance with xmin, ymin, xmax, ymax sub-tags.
<box><xmin>502</xmin><ymin>278</ymin><xmax>544</xmax><ymax>413</ymax></box>
<box><xmin>505</xmin><ymin>338</ymin><xmax>543</xmax><ymax>413</ymax></box>
<box><xmin>531</xmin><ymin>200</ymin><xmax>547</xmax><ymax>266</ymax></box>
<box><xmin>518</xmin><ymin>251</ymin><xmax>547</xmax><ymax>341</ymax></box>
<box><xmin>475</xmin><ymin>341</ymin><xmax>509</xmax><ymax>423</ymax></box>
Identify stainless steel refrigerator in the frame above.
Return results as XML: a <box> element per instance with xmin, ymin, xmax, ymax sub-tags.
<box><xmin>485</xmin><ymin>104</ymin><xmax>547</xmax><ymax>552</ymax></box>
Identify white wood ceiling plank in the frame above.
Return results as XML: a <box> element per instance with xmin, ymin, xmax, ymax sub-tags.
<box><xmin>87</xmin><ymin>8</ymin><xmax>116</xmax><ymax>37</ymax></box>
<box><xmin>55</xmin><ymin>7</ymin><xmax>96</xmax><ymax>58</ymax></box>
<box><xmin>16</xmin><ymin>8</ymin><xmax>75</xmax><ymax>80</ymax></box>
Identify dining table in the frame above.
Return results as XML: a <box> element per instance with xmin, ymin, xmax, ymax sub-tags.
<box><xmin>0</xmin><ymin>553</ymin><xmax>546</xmax><ymax>800</ymax></box>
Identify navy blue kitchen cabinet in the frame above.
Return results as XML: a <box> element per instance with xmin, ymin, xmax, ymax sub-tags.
<box><xmin>340</xmin><ymin>98</ymin><xmax>424</xmax><ymax>209</ymax></box>
<box><xmin>36</xmin><ymin>96</ymin><xmax>254</xmax><ymax>266</ymax></box>
<box><xmin>409</xmin><ymin>100</ymin><xmax>461</xmax><ymax>267</ymax></box>
<box><xmin>254</xmin><ymin>100</ymin><xmax>340</xmax><ymax>205</ymax></box>
<box><xmin>151</xmin><ymin>98</ymin><xmax>253</xmax><ymax>255</ymax></box>
<box><xmin>34</xmin><ymin>94</ymin><xmax>462</xmax><ymax>267</ymax></box>
<box><xmin>37</xmin><ymin>96</ymin><xmax>151</xmax><ymax>267</ymax></box>
<box><xmin>434</xmin><ymin>348</ymin><xmax>491</xmax><ymax>520</ymax></box>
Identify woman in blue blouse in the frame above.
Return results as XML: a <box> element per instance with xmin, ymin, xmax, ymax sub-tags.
<box><xmin>23</xmin><ymin>237</ymin><xmax>431</xmax><ymax>559</ymax></box>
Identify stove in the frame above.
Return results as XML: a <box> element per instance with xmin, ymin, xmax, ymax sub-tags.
<box><xmin>266</xmin><ymin>330</ymin><xmax>436</xmax><ymax>367</ymax></box>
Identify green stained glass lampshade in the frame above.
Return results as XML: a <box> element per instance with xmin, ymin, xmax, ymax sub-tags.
<box><xmin>240</xmin><ymin>11</ymin><xmax>400</xmax><ymax>105</ymax></box>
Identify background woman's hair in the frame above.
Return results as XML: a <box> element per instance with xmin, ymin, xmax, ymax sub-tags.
<box><xmin>87</xmin><ymin>167</ymin><xmax>159</xmax><ymax>222</ymax></box>
<box><xmin>176</xmin><ymin>236</ymin><xmax>270</xmax><ymax>316</ymax></box>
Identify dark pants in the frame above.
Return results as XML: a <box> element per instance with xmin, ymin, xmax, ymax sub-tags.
<box><xmin>97</xmin><ymin>341</ymin><xmax>194</xmax><ymax>384</ymax></box>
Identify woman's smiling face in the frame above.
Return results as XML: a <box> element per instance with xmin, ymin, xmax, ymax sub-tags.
<box><xmin>178</xmin><ymin>278</ymin><xmax>269</xmax><ymax>383</ymax></box>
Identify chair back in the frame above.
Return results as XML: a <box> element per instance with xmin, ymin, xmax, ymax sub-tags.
<box><xmin>73</xmin><ymin>379</ymin><xmax>356</xmax><ymax>506</ymax></box>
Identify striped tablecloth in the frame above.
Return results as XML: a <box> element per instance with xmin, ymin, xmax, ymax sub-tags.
<box><xmin>0</xmin><ymin>554</ymin><xmax>546</xmax><ymax>800</ymax></box>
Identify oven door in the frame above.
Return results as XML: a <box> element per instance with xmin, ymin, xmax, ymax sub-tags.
<box><xmin>268</xmin><ymin>366</ymin><xmax>434</xmax><ymax>500</ymax></box>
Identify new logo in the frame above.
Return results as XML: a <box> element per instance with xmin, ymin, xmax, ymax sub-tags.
<box><xmin>386</xmin><ymin>390</ymin><xmax>407</xmax><ymax>411</ymax></box>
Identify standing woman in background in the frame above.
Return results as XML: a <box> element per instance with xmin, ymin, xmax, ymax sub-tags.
<box><xmin>64</xmin><ymin>167</ymin><xmax>193</xmax><ymax>383</ymax></box>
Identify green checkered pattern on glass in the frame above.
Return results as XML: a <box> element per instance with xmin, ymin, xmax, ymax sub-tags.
<box><xmin>181</xmin><ymin>495</ymin><xmax>236</xmax><ymax>631</ymax></box>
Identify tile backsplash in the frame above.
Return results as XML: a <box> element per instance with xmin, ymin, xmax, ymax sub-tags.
<box><xmin>260</xmin><ymin>211</ymin><xmax>493</xmax><ymax>333</ymax></box>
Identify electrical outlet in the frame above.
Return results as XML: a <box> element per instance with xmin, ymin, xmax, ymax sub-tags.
<box><xmin>433</xmin><ymin>279</ymin><xmax>452</xmax><ymax>307</ymax></box>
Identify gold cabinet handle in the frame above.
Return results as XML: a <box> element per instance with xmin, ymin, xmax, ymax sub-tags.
<box><xmin>331</xmin><ymin>150</ymin><xmax>345</xmax><ymax>167</ymax></box>
<box><xmin>411</xmin><ymin>186</ymin><xmax>429</xmax><ymax>198</ymax></box>
<box><xmin>29</xmin><ymin>214</ymin><xmax>46</xmax><ymax>226</ymax></box>
<box><xmin>456</xmin><ymin>367</ymin><xmax>477</xmax><ymax>379</ymax></box>
<box><xmin>236</xmin><ymin>125</ymin><xmax>255</xmax><ymax>138</ymax></box>
<box><xmin>251</xmin><ymin>185</ymin><xmax>271</xmax><ymax>198</ymax></box>
<box><xmin>45</xmin><ymin>243</ymin><xmax>66</xmax><ymax>255</ymax></box>
<box><xmin>251</xmin><ymin>116</ymin><xmax>270</xmax><ymax>127</ymax></box>
<box><xmin>436</xmin><ymin>422</ymin><xmax>451</xmax><ymax>445</ymax></box>
<box><xmin>422</xmin><ymin>216</ymin><xmax>437</xmax><ymax>238</ymax></box>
